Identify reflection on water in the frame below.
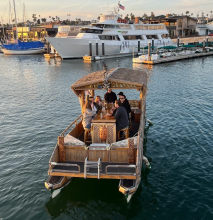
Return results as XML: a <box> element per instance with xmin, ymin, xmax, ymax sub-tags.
<box><xmin>0</xmin><ymin>54</ymin><xmax>213</xmax><ymax>220</ymax></box>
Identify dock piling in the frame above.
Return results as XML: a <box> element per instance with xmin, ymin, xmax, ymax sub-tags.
<box><xmin>138</xmin><ymin>39</ymin><xmax>140</xmax><ymax>52</ymax></box>
<box><xmin>152</xmin><ymin>38</ymin><xmax>154</xmax><ymax>51</ymax></box>
<box><xmin>177</xmin><ymin>37</ymin><xmax>179</xmax><ymax>48</ymax></box>
<box><xmin>89</xmin><ymin>41</ymin><xmax>92</xmax><ymax>56</ymax></box>
<box><xmin>102</xmin><ymin>41</ymin><xmax>105</xmax><ymax>55</ymax></box>
<box><xmin>148</xmin><ymin>41</ymin><xmax>151</xmax><ymax>61</ymax></box>
<box><xmin>96</xmin><ymin>41</ymin><xmax>99</xmax><ymax>56</ymax></box>
<box><xmin>47</xmin><ymin>42</ymin><xmax>50</xmax><ymax>54</ymax></box>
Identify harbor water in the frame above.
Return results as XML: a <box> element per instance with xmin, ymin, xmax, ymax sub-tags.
<box><xmin>0</xmin><ymin>54</ymin><xmax>213</xmax><ymax>220</ymax></box>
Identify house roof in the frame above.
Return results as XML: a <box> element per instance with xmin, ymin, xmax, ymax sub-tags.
<box><xmin>71</xmin><ymin>67</ymin><xmax>148</xmax><ymax>96</ymax></box>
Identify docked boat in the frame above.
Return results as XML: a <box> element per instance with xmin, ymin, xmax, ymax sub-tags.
<box><xmin>2</xmin><ymin>40</ymin><xmax>44</xmax><ymax>55</ymax></box>
<box><xmin>133</xmin><ymin>54</ymin><xmax>159</xmax><ymax>63</ymax></box>
<box><xmin>46</xmin><ymin>7</ymin><xmax>173</xmax><ymax>59</ymax></box>
<box><xmin>45</xmin><ymin>67</ymin><xmax>150</xmax><ymax>202</ymax></box>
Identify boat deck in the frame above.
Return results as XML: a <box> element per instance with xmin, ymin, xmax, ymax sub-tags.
<box><xmin>49</xmin><ymin>161</ymin><xmax>137</xmax><ymax>179</ymax></box>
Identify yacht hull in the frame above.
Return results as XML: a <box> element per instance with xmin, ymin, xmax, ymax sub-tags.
<box><xmin>2</xmin><ymin>48</ymin><xmax>44</xmax><ymax>55</ymax></box>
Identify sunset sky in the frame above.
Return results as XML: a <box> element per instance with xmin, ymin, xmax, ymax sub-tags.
<box><xmin>1</xmin><ymin>0</ymin><xmax>213</xmax><ymax>23</ymax></box>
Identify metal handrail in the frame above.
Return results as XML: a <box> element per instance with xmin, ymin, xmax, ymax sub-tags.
<box><xmin>60</xmin><ymin>114</ymin><xmax>83</xmax><ymax>137</ymax></box>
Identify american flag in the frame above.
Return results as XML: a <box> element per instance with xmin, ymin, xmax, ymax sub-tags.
<box><xmin>118</xmin><ymin>2</ymin><xmax>125</xmax><ymax>10</ymax></box>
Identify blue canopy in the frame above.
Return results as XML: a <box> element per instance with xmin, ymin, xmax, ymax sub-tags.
<box><xmin>3</xmin><ymin>40</ymin><xmax>44</xmax><ymax>50</ymax></box>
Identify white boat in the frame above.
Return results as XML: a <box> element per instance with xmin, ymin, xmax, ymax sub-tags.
<box><xmin>179</xmin><ymin>50</ymin><xmax>195</xmax><ymax>55</ymax></box>
<box><xmin>133</xmin><ymin>54</ymin><xmax>159</xmax><ymax>63</ymax></box>
<box><xmin>1</xmin><ymin>47</ymin><xmax>44</xmax><ymax>55</ymax></box>
<box><xmin>46</xmin><ymin>7</ymin><xmax>173</xmax><ymax>59</ymax></box>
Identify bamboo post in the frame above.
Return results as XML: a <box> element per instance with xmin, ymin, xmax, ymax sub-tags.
<box><xmin>58</xmin><ymin>136</ymin><xmax>65</xmax><ymax>162</ymax></box>
<box><xmin>79</xmin><ymin>91</ymin><xmax>85</xmax><ymax>113</ymax></box>
<box><xmin>128</xmin><ymin>138</ymin><xmax>135</xmax><ymax>164</ymax></box>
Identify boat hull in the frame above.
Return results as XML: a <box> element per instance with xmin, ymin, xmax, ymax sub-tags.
<box><xmin>1</xmin><ymin>48</ymin><xmax>44</xmax><ymax>55</ymax></box>
<box><xmin>46</xmin><ymin>37</ymin><xmax>173</xmax><ymax>59</ymax></box>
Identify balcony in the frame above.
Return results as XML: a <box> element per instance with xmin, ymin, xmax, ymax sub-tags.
<box><xmin>166</xmin><ymin>26</ymin><xmax>176</xmax><ymax>30</ymax></box>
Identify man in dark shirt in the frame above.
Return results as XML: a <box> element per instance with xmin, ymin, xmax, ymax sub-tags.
<box><xmin>104</xmin><ymin>88</ymin><xmax>117</xmax><ymax>103</ymax></box>
<box><xmin>113</xmin><ymin>100</ymin><xmax>129</xmax><ymax>133</ymax></box>
<box><xmin>120</xmin><ymin>94</ymin><xmax>131</xmax><ymax>117</ymax></box>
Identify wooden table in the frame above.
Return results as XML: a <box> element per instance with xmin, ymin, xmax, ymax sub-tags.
<box><xmin>92</xmin><ymin>111</ymin><xmax>116</xmax><ymax>123</ymax></box>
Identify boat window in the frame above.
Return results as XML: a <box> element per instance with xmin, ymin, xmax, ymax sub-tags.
<box><xmin>80</xmin><ymin>28</ymin><xmax>103</xmax><ymax>34</ymax></box>
<box><xmin>143</xmin><ymin>25</ymin><xmax>148</xmax><ymax>30</ymax></box>
<box><xmin>146</xmin><ymin>35</ymin><xmax>158</xmax><ymax>39</ymax></box>
<box><xmin>134</xmin><ymin>25</ymin><xmax>143</xmax><ymax>30</ymax></box>
<box><xmin>161</xmin><ymin>34</ymin><xmax>169</xmax><ymax>38</ymax></box>
<box><xmin>99</xmin><ymin>35</ymin><xmax>120</xmax><ymax>40</ymax></box>
<box><xmin>119</xmin><ymin>25</ymin><xmax>131</xmax><ymax>29</ymax></box>
<box><xmin>158</xmin><ymin>25</ymin><xmax>165</xmax><ymax>30</ymax></box>
<box><xmin>123</xmin><ymin>35</ymin><xmax>143</xmax><ymax>40</ymax></box>
<box><xmin>92</xmin><ymin>24</ymin><xmax>105</xmax><ymax>28</ymax></box>
<box><xmin>149</xmin><ymin>25</ymin><xmax>158</xmax><ymax>30</ymax></box>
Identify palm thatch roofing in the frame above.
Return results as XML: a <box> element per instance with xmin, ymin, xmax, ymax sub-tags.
<box><xmin>71</xmin><ymin>67</ymin><xmax>148</xmax><ymax>96</ymax></box>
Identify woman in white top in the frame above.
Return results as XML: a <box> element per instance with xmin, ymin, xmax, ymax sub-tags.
<box><xmin>82</xmin><ymin>100</ymin><xmax>96</xmax><ymax>129</ymax></box>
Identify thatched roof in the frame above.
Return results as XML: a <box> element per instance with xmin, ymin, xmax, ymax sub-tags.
<box><xmin>71</xmin><ymin>67</ymin><xmax>148</xmax><ymax>92</ymax></box>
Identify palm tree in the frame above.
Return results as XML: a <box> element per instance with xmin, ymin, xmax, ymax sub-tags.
<box><xmin>191</xmin><ymin>13</ymin><xmax>193</xmax><ymax>16</ymax></box>
<box><xmin>186</xmin><ymin>11</ymin><xmax>189</xmax><ymax>15</ymax></box>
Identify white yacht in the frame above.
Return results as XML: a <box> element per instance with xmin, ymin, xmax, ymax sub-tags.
<box><xmin>46</xmin><ymin>11</ymin><xmax>173</xmax><ymax>59</ymax></box>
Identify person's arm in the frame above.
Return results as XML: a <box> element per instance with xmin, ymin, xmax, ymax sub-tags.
<box><xmin>86</xmin><ymin>109</ymin><xmax>96</xmax><ymax>116</ymax></box>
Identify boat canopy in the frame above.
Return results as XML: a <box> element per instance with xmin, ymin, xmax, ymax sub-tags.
<box><xmin>3</xmin><ymin>40</ymin><xmax>44</xmax><ymax>50</ymax></box>
<box><xmin>71</xmin><ymin>67</ymin><xmax>148</xmax><ymax>97</ymax></box>
<box><xmin>158</xmin><ymin>46</ymin><xmax>177</xmax><ymax>49</ymax></box>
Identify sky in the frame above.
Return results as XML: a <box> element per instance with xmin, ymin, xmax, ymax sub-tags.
<box><xmin>0</xmin><ymin>0</ymin><xmax>213</xmax><ymax>23</ymax></box>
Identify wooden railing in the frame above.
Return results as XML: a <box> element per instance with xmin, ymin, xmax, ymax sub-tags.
<box><xmin>60</xmin><ymin>114</ymin><xmax>83</xmax><ymax>137</ymax></box>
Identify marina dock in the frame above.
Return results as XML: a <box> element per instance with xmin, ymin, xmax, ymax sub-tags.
<box><xmin>141</xmin><ymin>51</ymin><xmax>213</xmax><ymax>65</ymax></box>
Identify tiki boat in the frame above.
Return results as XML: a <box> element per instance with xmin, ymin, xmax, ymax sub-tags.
<box><xmin>45</xmin><ymin>67</ymin><xmax>150</xmax><ymax>202</ymax></box>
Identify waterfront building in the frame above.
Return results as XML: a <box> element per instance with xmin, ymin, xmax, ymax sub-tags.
<box><xmin>143</xmin><ymin>15</ymin><xmax>197</xmax><ymax>38</ymax></box>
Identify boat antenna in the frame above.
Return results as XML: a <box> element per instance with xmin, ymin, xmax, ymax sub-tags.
<box><xmin>13</xmin><ymin>0</ymin><xmax>18</xmax><ymax>41</ymax></box>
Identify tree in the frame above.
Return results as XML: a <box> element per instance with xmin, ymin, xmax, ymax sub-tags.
<box><xmin>124</xmin><ymin>14</ymin><xmax>129</xmax><ymax>20</ymax></box>
<box><xmin>191</xmin><ymin>13</ymin><xmax>193</xmax><ymax>16</ymax></box>
<box><xmin>52</xmin><ymin>17</ymin><xmax>55</xmax><ymax>21</ymax></box>
<box><xmin>142</xmin><ymin>13</ymin><xmax>148</xmax><ymax>19</ymax></box>
<box><xmin>185</xmin><ymin>11</ymin><xmax>189</xmax><ymax>15</ymax></box>
<box><xmin>37</xmin><ymin>19</ymin><xmax>40</xmax><ymax>24</ymax></box>
<box><xmin>130</xmin><ymin>13</ymin><xmax>135</xmax><ymax>20</ymax></box>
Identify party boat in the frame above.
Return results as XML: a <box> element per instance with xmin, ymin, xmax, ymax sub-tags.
<box><xmin>45</xmin><ymin>67</ymin><xmax>151</xmax><ymax>202</ymax></box>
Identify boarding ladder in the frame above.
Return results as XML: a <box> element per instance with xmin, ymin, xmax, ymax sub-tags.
<box><xmin>84</xmin><ymin>157</ymin><xmax>102</xmax><ymax>179</ymax></box>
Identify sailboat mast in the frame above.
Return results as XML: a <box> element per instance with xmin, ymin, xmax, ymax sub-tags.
<box><xmin>13</xmin><ymin>0</ymin><xmax>18</xmax><ymax>40</ymax></box>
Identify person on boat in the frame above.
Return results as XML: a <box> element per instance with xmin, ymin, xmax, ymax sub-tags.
<box><xmin>95</xmin><ymin>96</ymin><xmax>103</xmax><ymax>110</ymax></box>
<box><xmin>89</xmin><ymin>96</ymin><xmax>100</xmax><ymax>114</ymax></box>
<box><xmin>119</xmin><ymin>94</ymin><xmax>131</xmax><ymax>118</ymax></box>
<box><xmin>82</xmin><ymin>100</ymin><xmax>96</xmax><ymax>129</ymax></box>
<box><xmin>104</xmin><ymin>88</ymin><xmax>117</xmax><ymax>104</ymax></box>
<box><xmin>113</xmin><ymin>100</ymin><xmax>129</xmax><ymax>133</ymax></box>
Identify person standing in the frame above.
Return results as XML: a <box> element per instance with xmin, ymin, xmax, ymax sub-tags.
<box><xmin>104</xmin><ymin>88</ymin><xmax>117</xmax><ymax>104</ymax></box>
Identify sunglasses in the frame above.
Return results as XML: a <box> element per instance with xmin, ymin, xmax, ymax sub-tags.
<box><xmin>120</xmin><ymin>98</ymin><xmax>124</xmax><ymax>99</ymax></box>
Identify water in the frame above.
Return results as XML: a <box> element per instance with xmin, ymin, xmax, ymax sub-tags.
<box><xmin>0</xmin><ymin>54</ymin><xmax>213</xmax><ymax>220</ymax></box>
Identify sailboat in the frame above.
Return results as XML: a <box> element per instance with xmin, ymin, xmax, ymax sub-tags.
<box><xmin>2</xmin><ymin>0</ymin><xmax>44</xmax><ymax>55</ymax></box>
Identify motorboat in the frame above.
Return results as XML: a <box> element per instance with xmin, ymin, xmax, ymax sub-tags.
<box><xmin>46</xmin><ymin>7</ymin><xmax>173</xmax><ymax>59</ymax></box>
<box><xmin>132</xmin><ymin>54</ymin><xmax>159</xmax><ymax>63</ymax></box>
<box><xmin>45</xmin><ymin>67</ymin><xmax>151</xmax><ymax>202</ymax></box>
